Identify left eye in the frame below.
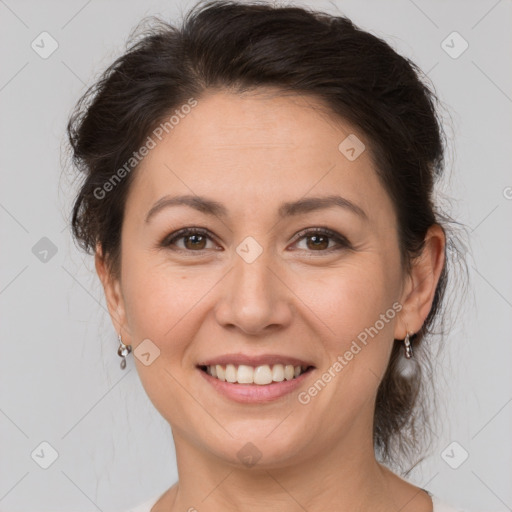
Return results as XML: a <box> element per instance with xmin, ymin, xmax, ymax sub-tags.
<box><xmin>161</xmin><ymin>227</ymin><xmax>349</xmax><ymax>253</ymax></box>
<box><xmin>291</xmin><ymin>227</ymin><xmax>350</xmax><ymax>253</ymax></box>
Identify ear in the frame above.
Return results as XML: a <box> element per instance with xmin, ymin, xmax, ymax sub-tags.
<box><xmin>95</xmin><ymin>243</ymin><xmax>130</xmax><ymax>338</ymax></box>
<box><xmin>394</xmin><ymin>224</ymin><xmax>446</xmax><ymax>339</ymax></box>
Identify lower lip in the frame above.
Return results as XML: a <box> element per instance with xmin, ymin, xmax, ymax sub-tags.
<box><xmin>197</xmin><ymin>367</ymin><xmax>315</xmax><ymax>403</ymax></box>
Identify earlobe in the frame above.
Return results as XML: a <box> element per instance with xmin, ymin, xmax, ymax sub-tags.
<box><xmin>394</xmin><ymin>224</ymin><xmax>446</xmax><ymax>339</ymax></box>
<box><xmin>94</xmin><ymin>245</ymin><xmax>128</xmax><ymax>336</ymax></box>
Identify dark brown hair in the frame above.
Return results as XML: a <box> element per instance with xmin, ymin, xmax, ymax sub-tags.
<box><xmin>67</xmin><ymin>0</ymin><xmax>467</xmax><ymax>473</ymax></box>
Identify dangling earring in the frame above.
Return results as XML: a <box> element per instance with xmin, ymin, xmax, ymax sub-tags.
<box><xmin>117</xmin><ymin>334</ymin><xmax>132</xmax><ymax>370</ymax></box>
<box><xmin>397</xmin><ymin>331</ymin><xmax>417</xmax><ymax>378</ymax></box>
<box><xmin>404</xmin><ymin>331</ymin><xmax>413</xmax><ymax>359</ymax></box>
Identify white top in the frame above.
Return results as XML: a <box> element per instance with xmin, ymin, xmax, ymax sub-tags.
<box><xmin>126</xmin><ymin>493</ymin><xmax>468</xmax><ymax>512</ymax></box>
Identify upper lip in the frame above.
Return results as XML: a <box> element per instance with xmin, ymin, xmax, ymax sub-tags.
<box><xmin>197</xmin><ymin>353</ymin><xmax>315</xmax><ymax>368</ymax></box>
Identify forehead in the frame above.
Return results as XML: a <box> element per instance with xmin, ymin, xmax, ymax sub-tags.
<box><xmin>152</xmin><ymin>88</ymin><xmax>360</xmax><ymax>168</ymax></box>
<box><xmin>126</xmin><ymin>89</ymin><xmax>391</xmax><ymax>224</ymax></box>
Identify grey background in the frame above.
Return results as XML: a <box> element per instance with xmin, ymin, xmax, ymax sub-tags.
<box><xmin>1</xmin><ymin>0</ymin><xmax>511</xmax><ymax>510</ymax></box>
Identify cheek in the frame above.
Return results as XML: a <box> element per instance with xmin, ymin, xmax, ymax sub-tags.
<box><xmin>300</xmin><ymin>259</ymin><xmax>399</xmax><ymax>343</ymax></box>
<box><xmin>123</xmin><ymin>268</ymin><xmax>187</xmax><ymax>335</ymax></box>
<box><xmin>298</xmin><ymin>257</ymin><xmax>401</xmax><ymax>400</ymax></box>
<box><xmin>120</xmin><ymin>250</ymin><xmax>221</xmax><ymax>362</ymax></box>
<box><xmin>122</xmin><ymin>250</ymin><xmax>401</xmax><ymax>347</ymax></box>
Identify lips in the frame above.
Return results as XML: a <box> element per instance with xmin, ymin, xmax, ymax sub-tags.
<box><xmin>197</xmin><ymin>353</ymin><xmax>315</xmax><ymax>368</ymax></box>
<box><xmin>195</xmin><ymin>353</ymin><xmax>316</xmax><ymax>402</ymax></box>
<box><xmin>197</xmin><ymin>363</ymin><xmax>315</xmax><ymax>403</ymax></box>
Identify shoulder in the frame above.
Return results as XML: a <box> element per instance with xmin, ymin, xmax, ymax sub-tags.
<box><xmin>124</xmin><ymin>493</ymin><xmax>162</xmax><ymax>512</ymax></box>
<box><xmin>126</xmin><ymin>492</ymin><xmax>473</xmax><ymax>512</ymax></box>
<box><xmin>431</xmin><ymin>495</ymin><xmax>470</xmax><ymax>512</ymax></box>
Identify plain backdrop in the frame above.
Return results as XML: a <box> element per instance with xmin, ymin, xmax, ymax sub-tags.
<box><xmin>0</xmin><ymin>0</ymin><xmax>511</xmax><ymax>511</ymax></box>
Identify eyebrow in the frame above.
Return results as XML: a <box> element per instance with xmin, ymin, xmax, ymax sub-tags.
<box><xmin>144</xmin><ymin>194</ymin><xmax>368</xmax><ymax>223</ymax></box>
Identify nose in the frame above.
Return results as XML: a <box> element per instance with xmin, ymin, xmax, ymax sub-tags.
<box><xmin>214</xmin><ymin>247</ymin><xmax>293</xmax><ymax>336</ymax></box>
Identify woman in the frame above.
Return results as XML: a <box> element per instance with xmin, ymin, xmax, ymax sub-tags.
<box><xmin>67</xmin><ymin>1</ymin><xmax>468</xmax><ymax>510</ymax></box>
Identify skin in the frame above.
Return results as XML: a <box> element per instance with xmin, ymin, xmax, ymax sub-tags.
<box><xmin>96</xmin><ymin>88</ymin><xmax>445</xmax><ymax>512</ymax></box>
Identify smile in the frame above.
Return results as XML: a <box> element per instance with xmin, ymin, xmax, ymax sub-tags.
<box><xmin>199</xmin><ymin>363</ymin><xmax>313</xmax><ymax>385</ymax></box>
<box><xmin>197</xmin><ymin>364</ymin><xmax>316</xmax><ymax>403</ymax></box>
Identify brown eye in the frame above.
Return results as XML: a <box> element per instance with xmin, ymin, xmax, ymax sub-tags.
<box><xmin>292</xmin><ymin>227</ymin><xmax>350</xmax><ymax>253</ymax></box>
<box><xmin>183</xmin><ymin>233</ymin><xmax>207</xmax><ymax>250</ymax></box>
<box><xmin>305</xmin><ymin>234</ymin><xmax>330</xmax><ymax>251</ymax></box>
<box><xmin>161</xmin><ymin>228</ymin><xmax>218</xmax><ymax>252</ymax></box>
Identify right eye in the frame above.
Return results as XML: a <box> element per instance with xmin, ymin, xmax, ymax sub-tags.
<box><xmin>160</xmin><ymin>227</ymin><xmax>221</xmax><ymax>253</ymax></box>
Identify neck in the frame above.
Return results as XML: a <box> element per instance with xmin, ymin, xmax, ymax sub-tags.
<box><xmin>167</xmin><ymin>423</ymin><xmax>413</xmax><ymax>512</ymax></box>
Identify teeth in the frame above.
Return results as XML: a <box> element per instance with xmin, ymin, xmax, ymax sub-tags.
<box><xmin>272</xmin><ymin>364</ymin><xmax>284</xmax><ymax>382</ymax></box>
<box><xmin>237</xmin><ymin>364</ymin><xmax>254</xmax><ymax>384</ymax></box>
<box><xmin>254</xmin><ymin>365</ymin><xmax>273</xmax><ymax>385</ymax></box>
<box><xmin>225</xmin><ymin>364</ymin><xmax>237</xmax><ymax>383</ymax></box>
<box><xmin>216</xmin><ymin>365</ymin><xmax>226</xmax><ymax>381</ymax></box>
<box><xmin>203</xmin><ymin>364</ymin><xmax>309</xmax><ymax>385</ymax></box>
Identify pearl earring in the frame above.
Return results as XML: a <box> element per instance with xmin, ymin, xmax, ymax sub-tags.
<box><xmin>404</xmin><ymin>331</ymin><xmax>413</xmax><ymax>359</ymax></box>
<box><xmin>117</xmin><ymin>334</ymin><xmax>132</xmax><ymax>370</ymax></box>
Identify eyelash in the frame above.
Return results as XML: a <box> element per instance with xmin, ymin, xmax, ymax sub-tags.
<box><xmin>160</xmin><ymin>227</ymin><xmax>351</xmax><ymax>255</ymax></box>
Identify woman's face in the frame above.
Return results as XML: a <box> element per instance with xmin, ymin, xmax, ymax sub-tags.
<box><xmin>99</xmin><ymin>89</ymin><xmax>431</xmax><ymax>468</ymax></box>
